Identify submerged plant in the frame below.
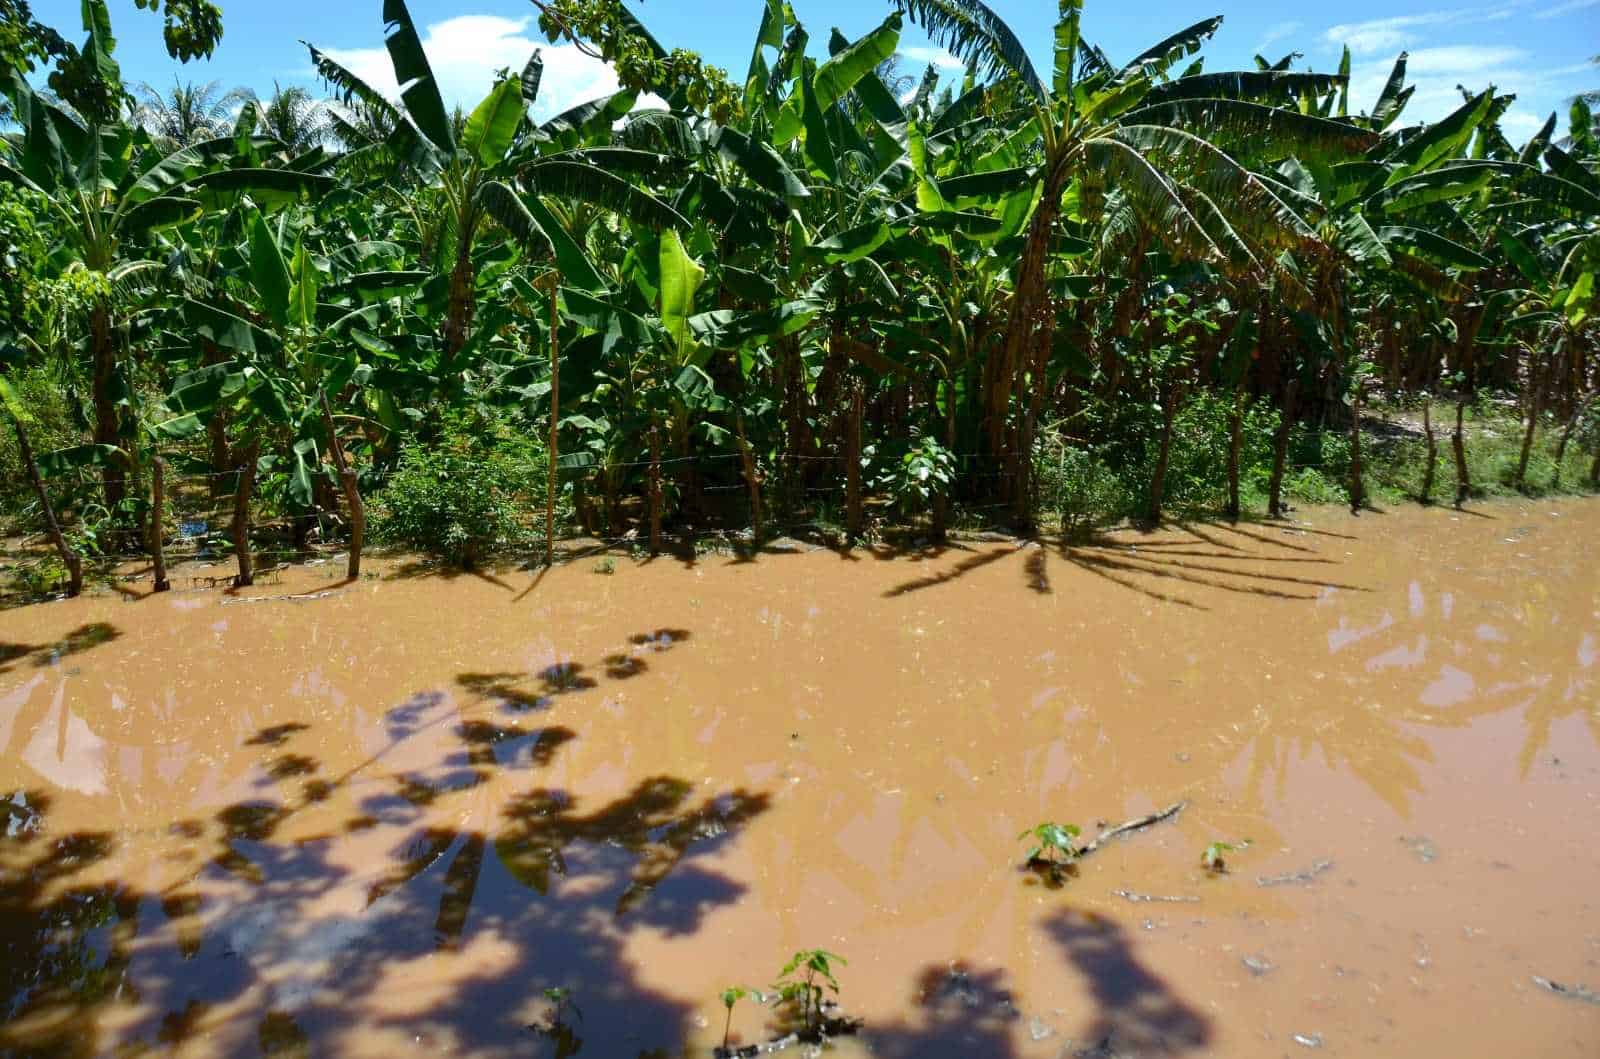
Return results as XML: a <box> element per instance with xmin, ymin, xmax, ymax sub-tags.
<box><xmin>1020</xmin><ymin>822</ymin><xmax>1081</xmax><ymax>865</ymax></box>
<box><xmin>593</xmin><ymin>557</ymin><xmax>616</xmax><ymax>575</ymax></box>
<box><xmin>772</xmin><ymin>949</ymin><xmax>845</xmax><ymax>1034</ymax></box>
<box><xmin>1202</xmin><ymin>841</ymin><xmax>1236</xmax><ymax>873</ymax></box>
<box><xmin>533</xmin><ymin>987</ymin><xmax>583</xmax><ymax>1057</ymax></box>
<box><xmin>719</xmin><ymin>986</ymin><xmax>747</xmax><ymax>1051</ymax></box>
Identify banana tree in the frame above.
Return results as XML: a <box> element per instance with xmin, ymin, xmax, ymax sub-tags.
<box><xmin>890</xmin><ymin>0</ymin><xmax>1369</xmax><ymax>520</ymax></box>
<box><xmin>0</xmin><ymin>63</ymin><xmax>329</xmax><ymax>514</ymax></box>
<box><xmin>309</xmin><ymin>0</ymin><xmax>636</xmax><ymax>359</ymax></box>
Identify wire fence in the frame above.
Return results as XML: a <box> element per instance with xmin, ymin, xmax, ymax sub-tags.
<box><xmin>9</xmin><ymin>421</ymin><xmax>1593</xmax><ymax>582</ymax></box>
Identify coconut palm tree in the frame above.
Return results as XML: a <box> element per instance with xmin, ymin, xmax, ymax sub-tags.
<box><xmin>245</xmin><ymin>82</ymin><xmax>328</xmax><ymax>152</ymax></box>
<box><xmin>131</xmin><ymin>78</ymin><xmax>249</xmax><ymax>147</ymax></box>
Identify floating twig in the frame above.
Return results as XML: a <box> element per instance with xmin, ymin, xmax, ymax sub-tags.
<box><xmin>220</xmin><ymin>590</ymin><xmax>339</xmax><ymax>606</ymax></box>
<box><xmin>1256</xmin><ymin>859</ymin><xmax>1334</xmax><ymax>887</ymax></box>
<box><xmin>1075</xmin><ymin>801</ymin><xmax>1187</xmax><ymax>858</ymax></box>
<box><xmin>1112</xmin><ymin>889</ymin><xmax>1200</xmax><ymax>904</ymax></box>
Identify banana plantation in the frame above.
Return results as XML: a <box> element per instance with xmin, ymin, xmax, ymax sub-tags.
<box><xmin>2</xmin><ymin>0</ymin><xmax>1598</xmax><ymax>592</ymax></box>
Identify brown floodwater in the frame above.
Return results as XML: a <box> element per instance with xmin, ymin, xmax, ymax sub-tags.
<box><xmin>1</xmin><ymin>500</ymin><xmax>1597</xmax><ymax>1058</ymax></box>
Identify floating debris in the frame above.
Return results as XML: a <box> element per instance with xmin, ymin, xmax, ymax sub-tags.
<box><xmin>1293</xmin><ymin>1032</ymin><xmax>1324</xmax><ymax>1048</ymax></box>
<box><xmin>1111</xmin><ymin>889</ymin><xmax>1200</xmax><ymax>904</ymax></box>
<box><xmin>1257</xmin><ymin>860</ymin><xmax>1334</xmax><ymax>887</ymax></box>
<box><xmin>1532</xmin><ymin>977</ymin><xmax>1600</xmax><ymax>1006</ymax></box>
<box><xmin>1400</xmin><ymin>835</ymin><xmax>1439</xmax><ymax>863</ymax></box>
<box><xmin>1242</xmin><ymin>955</ymin><xmax>1273</xmax><ymax>977</ymax></box>
<box><xmin>221</xmin><ymin>590</ymin><xmax>339</xmax><ymax>606</ymax></box>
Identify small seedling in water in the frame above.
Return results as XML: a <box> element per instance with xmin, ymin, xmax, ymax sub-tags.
<box><xmin>1020</xmin><ymin>822</ymin><xmax>1081</xmax><ymax>865</ymax></box>
<box><xmin>772</xmin><ymin>949</ymin><xmax>845</xmax><ymax>1034</ymax></box>
<box><xmin>542</xmin><ymin>986</ymin><xmax>581</xmax><ymax>1025</ymax></box>
<box><xmin>719</xmin><ymin>986</ymin><xmax>747</xmax><ymax>1051</ymax></box>
<box><xmin>593</xmin><ymin>557</ymin><xmax>616</xmax><ymax>575</ymax></box>
<box><xmin>531</xmin><ymin>987</ymin><xmax>582</xmax><ymax>1057</ymax></box>
<box><xmin>1202</xmin><ymin>841</ymin><xmax>1236</xmax><ymax>873</ymax></box>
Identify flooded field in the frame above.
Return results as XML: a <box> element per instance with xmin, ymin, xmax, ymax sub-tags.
<box><xmin>2</xmin><ymin>500</ymin><xmax>1597</xmax><ymax>1058</ymax></box>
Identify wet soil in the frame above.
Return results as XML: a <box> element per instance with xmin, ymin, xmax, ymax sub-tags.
<box><xmin>1</xmin><ymin>500</ymin><xmax>1597</xmax><ymax>1057</ymax></box>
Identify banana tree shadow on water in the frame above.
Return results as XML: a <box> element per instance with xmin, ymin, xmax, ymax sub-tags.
<box><xmin>860</xmin><ymin>909</ymin><xmax>1210</xmax><ymax>1058</ymax></box>
<box><xmin>0</xmin><ymin>628</ymin><xmax>772</xmax><ymax>1057</ymax></box>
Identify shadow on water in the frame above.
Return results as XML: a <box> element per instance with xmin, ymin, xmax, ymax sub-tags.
<box><xmin>862</xmin><ymin>909</ymin><xmax>1210</xmax><ymax>1058</ymax></box>
<box><xmin>0</xmin><ymin>626</ymin><xmax>775</xmax><ymax>1057</ymax></box>
<box><xmin>875</xmin><ymin>517</ymin><xmax>1370</xmax><ymax>606</ymax></box>
<box><xmin>0</xmin><ymin>623</ymin><xmax>123</xmax><ymax>675</ymax></box>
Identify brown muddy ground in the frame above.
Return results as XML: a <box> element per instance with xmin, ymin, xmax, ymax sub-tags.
<box><xmin>1</xmin><ymin>500</ymin><xmax>1597</xmax><ymax>1058</ymax></box>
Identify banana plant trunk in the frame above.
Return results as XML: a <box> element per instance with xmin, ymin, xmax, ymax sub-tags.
<box><xmin>150</xmin><ymin>456</ymin><xmax>170</xmax><ymax>592</ymax></box>
<box><xmin>1514</xmin><ymin>350</ymin><xmax>1544</xmax><ymax>491</ymax></box>
<box><xmin>992</xmin><ymin>173</ymin><xmax>1065</xmax><ymax>467</ymax></box>
<box><xmin>736</xmin><ymin>412</ymin><xmax>762</xmax><ymax>546</ymax></box>
<box><xmin>1348</xmin><ymin>379</ymin><xmax>1365</xmax><ymax>514</ymax></box>
<box><xmin>1268</xmin><ymin>379</ymin><xmax>1299</xmax><ymax>518</ymax></box>
<box><xmin>232</xmin><ymin>438</ymin><xmax>262</xmax><ymax>588</ymax></box>
<box><xmin>320</xmin><ymin>394</ymin><xmax>364</xmax><ymax>579</ymax></box>
<box><xmin>1148</xmin><ymin>388</ymin><xmax>1178</xmax><ymax>526</ymax></box>
<box><xmin>90</xmin><ymin>301</ymin><xmax>125</xmax><ymax>510</ymax></box>
<box><xmin>442</xmin><ymin>209</ymin><xmax>479</xmax><ymax>357</ymax></box>
<box><xmin>11</xmin><ymin>414</ymin><xmax>83</xmax><ymax>596</ymax></box>
<box><xmin>545</xmin><ymin>279</ymin><xmax>560</xmax><ymax>566</ymax></box>
<box><xmin>846</xmin><ymin>384</ymin><xmax>863</xmax><ymax>539</ymax></box>
<box><xmin>1225</xmin><ymin>388</ymin><xmax>1244</xmax><ymax>520</ymax></box>
<box><xmin>1452</xmin><ymin>399</ymin><xmax>1471</xmax><ymax>507</ymax></box>
<box><xmin>202</xmin><ymin>340</ymin><xmax>233</xmax><ymax>499</ymax></box>
<box><xmin>648</xmin><ymin>425</ymin><xmax>663</xmax><ymax>556</ymax></box>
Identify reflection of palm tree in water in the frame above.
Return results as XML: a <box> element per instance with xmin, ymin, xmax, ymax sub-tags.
<box><xmin>1232</xmin><ymin>576</ymin><xmax>1593</xmax><ymax>816</ymax></box>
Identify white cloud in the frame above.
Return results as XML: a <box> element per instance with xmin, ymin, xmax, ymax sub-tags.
<box><xmin>1403</xmin><ymin>44</ymin><xmax>1528</xmax><ymax>72</ymax></box>
<box><xmin>1535</xmin><ymin>0</ymin><xmax>1599</xmax><ymax>16</ymax></box>
<box><xmin>315</xmin><ymin>14</ymin><xmax>630</xmax><ymax>123</ymax></box>
<box><xmin>1498</xmin><ymin>108</ymin><xmax>1545</xmax><ymax>136</ymax></box>
<box><xmin>1326</xmin><ymin>12</ymin><xmax>1460</xmax><ymax>55</ymax></box>
<box><xmin>1254</xmin><ymin>21</ymin><xmax>1303</xmax><ymax>56</ymax></box>
<box><xmin>899</xmin><ymin>46</ymin><xmax>966</xmax><ymax>72</ymax></box>
<box><xmin>1343</xmin><ymin>41</ymin><xmax>1590</xmax><ymax>143</ymax></box>
<box><xmin>1324</xmin><ymin>3</ymin><xmax>1538</xmax><ymax>55</ymax></box>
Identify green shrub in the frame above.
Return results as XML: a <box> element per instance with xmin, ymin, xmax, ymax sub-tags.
<box><xmin>1035</xmin><ymin>439</ymin><xmax>1135</xmax><ymax>532</ymax></box>
<box><xmin>372</xmin><ymin>410</ymin><xmax>553</xmax><ymax>565</ymax></box>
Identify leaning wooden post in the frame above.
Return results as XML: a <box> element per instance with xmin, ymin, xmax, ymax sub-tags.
<box><xmin>1420</xmin><ymin>402</ymin><xmax>1437</xmax><ymax>505</ymax></box>
<box><xmin>545</xmin><ymin>274</ymin><xmax>560</xmax><ymax>566</ymax></box>
<box><xmin>1551</xmin><ymin>394</ymin><xmax>1592</xmax><ymax>489</ymax></box>
<box><xmin>11</xmin><ymin>414</ymin><xmax>83</xmax><ymax>596</ymax></box>
<box><xmin>319</xmin><ymin>392</ymin><xmax>364</xmax><ymax>579</ymax></box>
<box><xmin>1348</xmin><ymin>375</ymin><xmax>1365</xmax><ymax>514</ymax></box>
<box><xmin>150</xmin><ymin>456</ymin><xmax>170</xmax><ymax>592</ymax></box>
<box><xmin>232</xmin><ymin>437</ymin><xmax>261</xmax><ymax>587</ymax></box>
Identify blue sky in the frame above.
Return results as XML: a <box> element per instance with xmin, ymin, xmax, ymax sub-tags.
<box><xmin>34</xmin><ymin>0</ymin><xmax>1600</xmax><ymax>140</ymax></box>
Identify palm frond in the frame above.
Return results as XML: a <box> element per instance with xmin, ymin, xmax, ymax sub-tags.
<box><xmin>1118</xmin><ymin>17</ymin><xmax>1224</xmax><ymax>81</ymax></box>
<box><xmin>1120</xmin><ymin>98</ymin><xmax>1378</xmax><ymax>162</ymax></box>
<box><xmin>519</xmin><ymin>160</ymin><xmax>689</xmax><ymax>231</ymax></box>
<box><xmin>1082</xmin><ymin>136</ymin><xmax>1224</xmax><ymax>262</ymax></box>
<box><xmin>476</xmin><ymin>179</ymin><xmax>553</xmax><ymax>252</ymax></box>
<box><xmin>890</xmin><ymin>0</ymin><xmax>1045</xmax><ymax>99</ymax></box>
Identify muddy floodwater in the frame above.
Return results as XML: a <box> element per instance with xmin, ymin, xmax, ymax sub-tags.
<box><xmin>2</xmin><ymin>502</ymin><xmax>1598</xmax><ymax>1058</ymax></box>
